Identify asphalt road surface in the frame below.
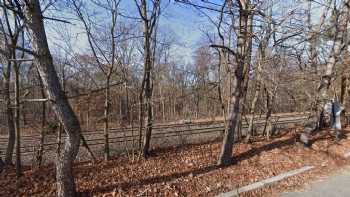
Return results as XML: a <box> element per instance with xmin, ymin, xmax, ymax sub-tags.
<box><xmin>282</xmin><ymin>165</ymin><xmax>350</xmax><ymax>197</ymax></box>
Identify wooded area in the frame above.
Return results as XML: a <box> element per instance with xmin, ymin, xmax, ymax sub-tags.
<box><xmin>1</xmin><ymin>0</ymin><xmax>350</xmax><ymax>196</ymax></box>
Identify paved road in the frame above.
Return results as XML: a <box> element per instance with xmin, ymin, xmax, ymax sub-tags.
<box><xmin>282</xmin><ymin>166</ymin><xmax>350</xmax><ymax>197</ymax></box>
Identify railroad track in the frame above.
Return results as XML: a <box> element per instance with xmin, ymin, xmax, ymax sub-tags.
<box><xmin>0</xmin><ymin>113</ymin><xmax>308</xmax><ymax>160</ymax></box>
<box><xmin>0</xmin><ymin>112</ymin><xmax>307</xmax><ymax>140</ymax></box>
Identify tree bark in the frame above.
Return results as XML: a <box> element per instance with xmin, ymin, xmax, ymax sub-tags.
<box><xmin>302</xmin><ymin>0</ymin><xmax>349</xmax><ymax>142</ymax></box>
<box><xmin>22</xmin><ymin>1</ymin><xmax>81</xmax><ymax>196</ymax></box>
<box><xmin>142</xmin><ymin>19</ymin><xmax>153</xmax><ymax>158</ymax></box>
<box><xmin>218</xmin><ymin>0</ymin><xmax>250</xmax><ymax>166</ymax></box>
<box><xmin>235</xmin><ymin>12</ymin><xmax>253</xmax><ymax>141</ymax></box>
<box><xmin>139</xmin><ymin>0</ymin><xmax>156</xmax><ymax>158</ymax></box>
<box><xmin>307</xmin><ymin>0</ymin><xmax>331</xmax><ymax>74</ymax></box>
<box><xmin>14</xmin><ymin>58</ymin><xmax>21</xmax><ymax>178</ymax></box>
<box><xmin>4</xmin><ymin>62</ymin><xmax>15</xmax><ymax>165</ymax></box>
<box><xmin>340</xmin><ymin>22</ymin><xmax>349</xmax><ymax>127</ymax></box>
<box><xmin>0</xmin><ymin>156</ymin><xmax>4</xmax><ymax>174</ymax></box>
<box><xmin>36</xmin><ymin>71</ymin><xmax>46</xmax><ymax>167</ymax></box>
<box><xmin>263</xmin><ymin>86</ymin><xmax>277</xmax><ymax>140</ymax></box>
<box><xmin>244</xmin><ymin>3</ymin><xmax>271</xmax><ymax>143</ymax></box>
<box><xmin>245</xmin><ymin>77</ymin><xmax>260</xmax><ymax>142</ymax></box>
<box><xmin>104</xmin><ymin>77</ymin><xmax>110</xmax><ymax>161</ymax></box>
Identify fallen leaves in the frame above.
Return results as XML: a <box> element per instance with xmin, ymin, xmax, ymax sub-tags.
<box><xmin>2</xmin><ymin>128</ymin><xmax>350</xmax><ymax>196</ymax></box>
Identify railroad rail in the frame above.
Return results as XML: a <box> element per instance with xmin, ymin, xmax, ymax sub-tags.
<box><xmin>0</xmin><ymin>113</ymin><xmax>308</xmax><ymax>161</ymax></box>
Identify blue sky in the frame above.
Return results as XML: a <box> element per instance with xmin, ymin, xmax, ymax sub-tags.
<box><xmin>44</xmin><ymin>0</ymin><xmax>326</xmax><ymax>65</ymax></box>
<box><xmin>45</xmin><ymin>0</ymin><xmax>216</xmax><ymax>65</ymax></box>
<box><xmin>159</xmin><ymin>1</ymin><xmax>215</xmax><ymax>64</ymax></box>
<box><xmin>118</xmin><ymin>0</ymin><xmax>217</xmax><ymax>64</ymax></box>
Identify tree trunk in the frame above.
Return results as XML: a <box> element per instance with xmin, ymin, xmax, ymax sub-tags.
<box><xmin>307</xmin><ymin>0</ymin><xmax>331</xmax><ymax>74</ymax></box>
<box><xmin>263</xmin><ymin>86</ymin><xmax>276</xmax><ymax>140</ymax></box>
<box><xmin>302</xmin><ymin>1</ymin><xmax>349</xmax><ymax>142</ymax></box>
<box><xmin>142</xmin><ymin>15</ymin><xmax>153</xmax><ymax>158</ymax></box>
<box><xmin>138</xmin><ymin>88</ymin><xmax>144</xmax><ymax>150</ymax></box>
<box><xmin>125</xmin><ymin>82</ymin><xmax>130</xmax><ymax>123</ymax></box>
<box><xmin>4</xmin><ymin>62</ymin><xmax>15</xmax><ymax>165</ymax></box>
<box><xmin>86</xmin><ymin>94</ymin><xmax>90</xmax><ymax>131</ymax></box>
<box><xmin>141</xmin><ymin>0</ymin><xmax>154</xmax><ymax>158</ymax></box>
<box><xmin>340</xmin><ymin>24</ymin><xmax>349</xmax><ymax>127</ymax></box>
<box><xmin>37</xmin><ymin>73</ymin><xmax>46</xmax><ymax>167</ymax></box>
<box><xmin>235</xmin><ymin>12</ymin><xmax>253</xmax><ymax>141</ymax></box>
<box><xmin>245</xmin><ymin>80</ymin><xmax>260</xmax><ymax>142</ymax></box>
<box><xmin>161</xmin><ymin>86</ymin><xmax>165</xmax><ymax>122</ymax></box>
<box><xmin>218</xmin><ymin>1</ymin><xmax>250</xmax><ymax>166</ymax></box>
<box><xmin>14</xmin><ymin>61</ymin><xmax>21</xmax><ymax>178</ymax></box>
<box><xmin>244</xmin><ymin>5</ymin><xmax>271</xmax><ymax>143</ymax></box>
<box><xmin>23</xmin><ymin>1</ymin><xmax>81</xmax><ymax>196</ymax></box>
<box><xmin>104</xmin><ymin>77</ymin><xmax>110</xmax><ymax>161</ymax></box>
<box><xmin>0</xmin><ymin>156</ymin><xmax>4</xmax><ymax>174</ymax></box>
<box><xmin>307</xmin><ymin>0</ymin><xmax>317</xmax><ymax>73</ymax></box>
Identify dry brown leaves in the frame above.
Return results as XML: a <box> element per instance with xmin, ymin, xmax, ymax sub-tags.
<box><xmin>2</xmin><ymin>128</ymin><xmax>350</xmax><ymax>197</ymax></box>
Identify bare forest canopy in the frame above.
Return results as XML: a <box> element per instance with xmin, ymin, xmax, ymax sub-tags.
<box><xmin>1</xmin><ymin>0</ymin><xmax>350</xmax><ymax>196</ymax></box>
<box><xmin>0</xmin><ymin>0</ymin><xmax>339</xmax><ymax>129</ymax></box>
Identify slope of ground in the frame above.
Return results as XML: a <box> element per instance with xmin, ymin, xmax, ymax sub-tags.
<box><xmin>1</xmin><ymin>127</ymin><xmax>350</xmax><ymax>197</ymax></box>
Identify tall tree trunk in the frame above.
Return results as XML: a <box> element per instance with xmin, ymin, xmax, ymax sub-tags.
<box><xmin>0</xmin><ymin>156</ymin><xmax>4</xmax><ymax>173</ymax></box>
<box><xmin>86</xmin><ymin>94</ymin><xmax>90</xmax><ymax>131</ymax></box>
<box><xmin>104</xmin><ymin>77</ymin><xmax>110</xmax><ymax>161</ymax></box>
<box><xmin>140</xmin><ymin>0</ymin><xmax>155</xmax><ymax>158</ymax></box>
<box><xmin>160</xmin><ymin>86</ymin><xmax>165</xmax><ymax>122</ymax></box>
<box><xmin>142</xmin><ymin>16</ymin><xmax>153</xmax><ymax>158</ymax></box>
<box><xmin>4</xmin><ymin>62</ymin><xmax>15</xmax><ymax>165</ymax></box>
<box><xmin>245</xmin><ymin>77</ymin><xmax>261</xmax><ymax>142</ymax></box>
<box><xmin>340</xmin><ymin>25</ymin><xmax>349</xmax><ymax>127</ymax></box>
<box><xmin>263</xmin><ymin>86</ymin><xmax>277</xmax><ymax>140</ymax></box>
<box><xmin>138</xmin><ymin>87</ymin><xmax>144</xmax><ymax>150</ymax></box>
<box><xmin>218</xmin><ymin>0</ymin><xmax>250</xmax><ymax>166</ymax></box>
<box><xmin>340</xmin><ymin>22</ymin><xmax>349</xmax><ymax>105</ymax></box>
<box><xmin>14</xmin><ymin>60</ymin><xmax>21</xmax><ymax>178</ymax></box>
<box><xmin>37</xmin><ymin>72</ymin><xmax>46</xmax><ymax>167</ymax></box>
<box><xmin>307</xmin><ymin>0</ymin><xmax>331</xmax><ymax>74</ymax></box>
<box><xmin>302</xmin><ymin>1</ymin><xmax>349</xmax><ymax>142</ymax></box>
<box><xmin>244</xmin><ymin>2</ymin><xmax>271</xmax><ymax>143</ymax></box>
<box><xmin>235</xmin><ymin>12</ymin><xmax>253</xmax><ymax>141</ymax></box>
<box><xmin>125</xmin><ymin>82</ymin><xmax>130</xmax><ymax>123</ymax></box>
<box><xmin>307</xmin><ymin>0</ymin><xmax>317</xmax><ymax>73</ymax></box>
<box><xmin>23</xmin><ymin>1</ymin><xmax>81</xmax><ymax>196</ymax></box>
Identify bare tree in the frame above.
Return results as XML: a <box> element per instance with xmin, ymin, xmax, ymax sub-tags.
<box><xmin>301</xmin><ymin>0</ymin><xmax>350</xmax><ymax>143</ymax></box>
<box><xmin>17</xmin><ymin>0</ymin><xmax>82</xmax><ymax>196</ymax></box>
<box><xmin>214</xmin><ymin>0</ymin><xmax>252</xmax><ymax>166</ymax></box>
<box><xmin>0</xmin><ymin>5</ymin><xmax>16</xmax><ymax>165</ymax></box>
<box><xmin>245</xmin><ymin>2</ymin><xmax>273</xmax><ymax>142</ymax></box>
<box><xmin>0</xmin><ymin>1</ymin><xmax>25</xmax><ymax>177</ymax></box>
<box><xmin>71</xmin><ymin>0</ymin><xmax>123</xmax><ymax>161</ymax></box>
<box><xmin>134</xmin><ymin>0</ymin><xmax>161</xmax><ymax>158</ymax></box>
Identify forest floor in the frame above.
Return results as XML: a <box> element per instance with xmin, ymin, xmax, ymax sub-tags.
<box><xmin>2</xmin><ymin>127</ymin><xmax>350</xmax><ymax>197</ymax></box>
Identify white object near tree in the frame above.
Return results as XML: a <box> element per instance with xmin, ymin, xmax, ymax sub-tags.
<box><xmin>323</xmin><ymin>101</ymin><xmax>344</xmax><ymax>130</ymax></box>
<box><xmin>331</xmin><ymin>101</ymin><xmax>344</xmax><ymax>130</ymax></box>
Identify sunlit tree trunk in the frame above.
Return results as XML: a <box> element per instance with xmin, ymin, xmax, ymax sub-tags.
<box><xmin>302</xmin><ymin>0</ymin><xmax>349</xmax><ymax>142</ymax></box>
<box><xmin>136</xmin><ymin>0</ymin><xmax>160</xmax><ymax>158</ymax></box>
<box><xmin>218</xmin><ymin>0</ymin><xmax>250</xmax><ymax>166</ymax></box>
<box><xmin>142</xmin><ymin>4</ymin><xmax>153</xmax><ymax>157</ymax></box>
<box><xmin>36</xmin><ymin>71</ymin><xmax>46</xmax><ymax>167</ymax></box>
<box><xmin>22</xmin><ymin>1</ymin><xmax>81</xmax><ymax>196</ymax></box>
